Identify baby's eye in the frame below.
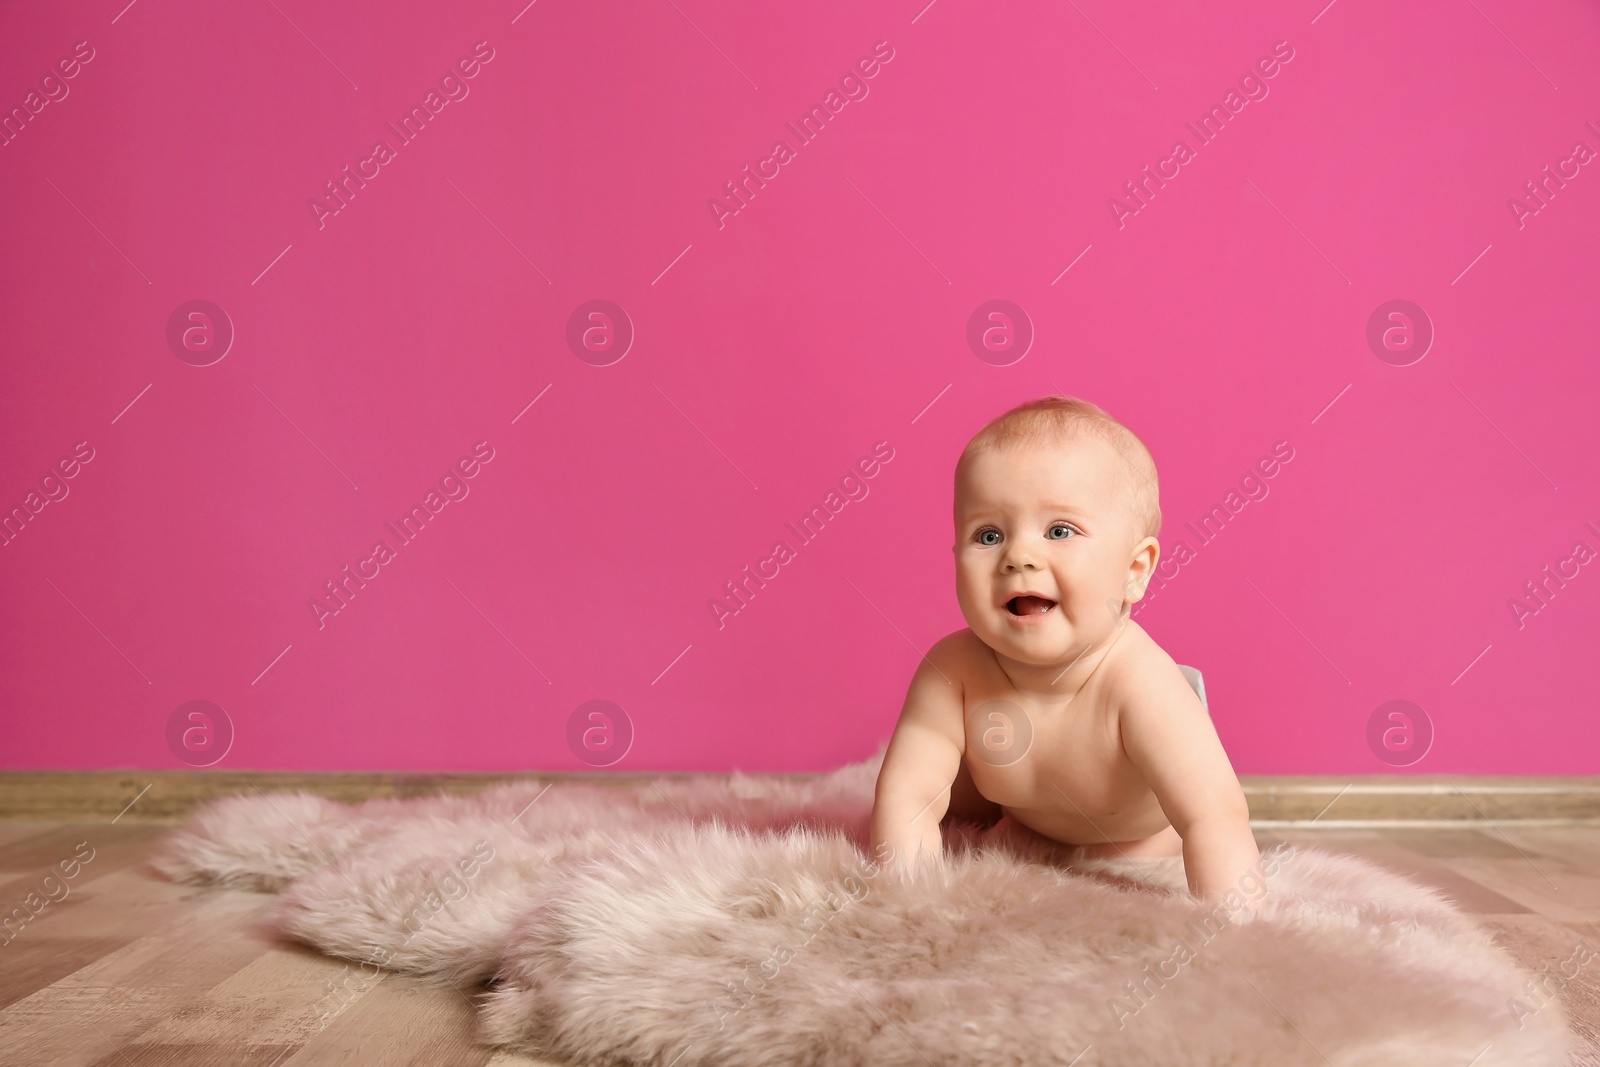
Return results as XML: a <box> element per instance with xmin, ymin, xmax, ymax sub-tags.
<box><xmin>976</xmin><ymin>528</ymin><xmax>1002</xmax><ymax>546</ymax></box>
<box><xmin>1046</xmin><ymin>523</ymin><xmax>1076</xmax><ymax>541</ymax></box>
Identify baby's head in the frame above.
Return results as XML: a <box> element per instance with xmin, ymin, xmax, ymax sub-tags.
<box><xmin>952</xmin><ymin>396</ymin><xmax>1161</xmax><ymax>667</ymax></box>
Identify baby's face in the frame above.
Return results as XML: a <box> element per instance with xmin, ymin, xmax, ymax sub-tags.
<box><xmin>953</xmin><ymin>435</ymin><xmax>1145</xmax><ymax>669</ymax></box>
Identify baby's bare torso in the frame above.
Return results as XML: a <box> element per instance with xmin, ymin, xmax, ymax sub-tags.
<box><xmin>948</xmin><ymin>624</ymin><xmax>1179</xmax><ymax>849</ymax></box>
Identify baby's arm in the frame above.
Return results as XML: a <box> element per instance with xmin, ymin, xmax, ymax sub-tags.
<box><xmin>869</xmin><ymin>639</ymin><xmax>966</xmax><ymax>879</ymax></box>
<box><xmin>1116</xmin><ymin>657</ymin><xmax>1265</xmax><ymax>914</ymax></box>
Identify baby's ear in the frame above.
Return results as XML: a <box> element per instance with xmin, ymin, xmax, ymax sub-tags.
<box><xmin>1122</xmin><ymin>542</ymin><xmax>1157</xmax><ymax>602</ymax></box>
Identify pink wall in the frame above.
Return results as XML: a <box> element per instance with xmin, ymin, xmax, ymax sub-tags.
<box><xmin>2</xmin><ymin>0</ymin><xmax>1597</xmax><ymax>774</ymax></box>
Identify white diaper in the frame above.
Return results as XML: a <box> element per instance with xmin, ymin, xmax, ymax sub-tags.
<box><xmin>1178</xmin><ymin>664</ymin><xmax>1207</xmax><ymax>710</ymax></box>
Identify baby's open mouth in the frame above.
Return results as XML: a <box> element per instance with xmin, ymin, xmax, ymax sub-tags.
<box><xmin>1006</xmin><ymin>595</ymin><xmax>1057</xmax><ymax>617</ymax></box>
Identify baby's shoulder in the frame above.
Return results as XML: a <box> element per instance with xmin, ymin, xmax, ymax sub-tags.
<box><xmin>925</xmin><ymin>627</ymin><xmax>991</xmax><ymax>683</ymax></box>
<box><xmin>1103</xmin><ymin>622</ymin><xmax>1204</xmax><ymax>713</ymax></box>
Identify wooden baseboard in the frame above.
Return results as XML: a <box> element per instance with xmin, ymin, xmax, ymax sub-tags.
<box><xmin>0</xmin><ymin>771</ymin><xmax>1596</xmax><ymax>825</ymax></box>
<box><xmin>0</xmin><ymin>771</ymin><xmax>648</xmax><ymax>824</ymax></box>
<box><xmin>1239</xmin><ymin>775</ymin><xmax>1600</xmax><ymax>826</ymax></box>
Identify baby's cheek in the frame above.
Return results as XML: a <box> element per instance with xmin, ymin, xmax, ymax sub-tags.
<box><xmin>953</xmin><ymin>577</ymin><xmax>988</xmax><ymax>619</ymax></box>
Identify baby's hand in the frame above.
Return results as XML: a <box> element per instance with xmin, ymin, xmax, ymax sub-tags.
<box><xmin>1196</xmin><ymin>840</ymin><xmax>1302</xmax><ymax>929</ymax></box>
<box><xmin>1224</xmin><ymin>892</ymin><xmax>1267</xmax><ymax>926</ymax></box>
<box><xmin>868</xmin><ymin>838</ymin><xmax>945</xmax><ymax>885</ymax></box>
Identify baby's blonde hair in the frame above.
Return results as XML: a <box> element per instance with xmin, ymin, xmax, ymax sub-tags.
<box><xmin>956</xmin><ymin>396</ymin><xmax>1162</xmax><ymax>541</ymax></box>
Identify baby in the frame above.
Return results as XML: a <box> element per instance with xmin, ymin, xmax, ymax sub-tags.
<box><xmin>869</xmin><ymin>396</ymin><xmax>1265</xmax><ymax>911</ymax></box>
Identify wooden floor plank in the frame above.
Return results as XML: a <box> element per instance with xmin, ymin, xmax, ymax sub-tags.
<box><xmin>0</xmin><ymin>825</ymin><xmax>107</xmax><ymax>874</ymax></box>
<box><xmin>0</xmin><ymin>821</ymin><xmax>59</xmax><ymax>850</ymax></box>
<box><xmin>1496</xmin><ymin>827</ymin><xmax>1600</xmax><ymax>873</ymax></box>
<box><xmin>1264</xmin><ymin>828</ymin><xmax>1537</xmax><ymax>914</ymax></box>
<box><xmin>8</xmin><ymin>865</ymin><xmax>205</xmax><ymax>942</ymax></box>
<box><xmin>0</xmin><ymin>888</ymin><xmax>272</xmax><ymax>1066</ymax></box>
<box><xmin>131</xmin><ymin>945</ymin><xmax>377</xmax><ymax>1046</ymax></box>
<box><xmin>0</xmin><ymin>865</ymin><xmax>208</xmax><ymax>1010</ymax></box>
<box><xmin>0</xmin><ymin>936</ymin><xmax>137</xmax><ymax>1013</ymax></box>
<box><xmin>86</xmin><ymin>1044</ymin><xmax>301</xmax><ymax>1067</ymax></box>
<box><xmin>1435</xmin><ymin>856</ymin><xmax>1600</xmax><ymax>923</ymax></box>
<box><xmin>1473</xmin><ymin>913</ymin><xmax>1600</xmax><ymax>1057</ymax></box>
<box><xmin>1350</xmin><ymin>826</ymin><xmax>1533</xmax><ymax>859</ymax></box>
<box><xmin>285</xmin><ymin>974</ymin><xmax>491</xmax><ymax>1067</ymax></box>
<box><xmin>0</xmin><ymin>825</ymin><xmax>170</xmax><ymax>903</ymax></box>
<box><xmin>484</xmin><ymin>1053</ymin><xmax>568</xmax><ymax>1067</ymax></box>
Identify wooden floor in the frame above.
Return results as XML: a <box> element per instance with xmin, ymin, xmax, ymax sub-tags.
<box><xmin>1</xmin><ymin>820</ymin><xmax>1597</xmax><ymax>1065</ymax></box>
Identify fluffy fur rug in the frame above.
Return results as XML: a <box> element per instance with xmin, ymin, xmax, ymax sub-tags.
<box><xmin>156</xmin><ymin>747</ymin><xmax>1578</xmax><ymax>1066</ymax></box>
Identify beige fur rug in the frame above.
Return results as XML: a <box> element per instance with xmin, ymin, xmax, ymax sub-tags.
<box><xmin>156</xmin><ymin>747</ymin><xmax>1579</xmax><ymax>1066</ymax></box>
